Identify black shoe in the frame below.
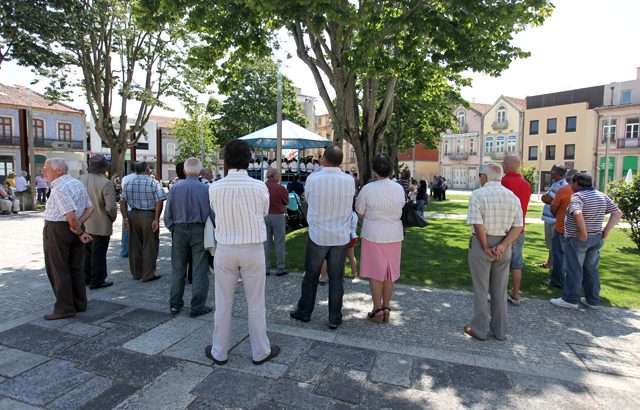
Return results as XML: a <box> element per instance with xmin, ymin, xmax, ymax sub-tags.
<box><xmin>253</xmin><ymin>345</ymin><xmax>280</xmax><ymax>365</ymax></box>
<box><xmin>266</xmin><ymin>271</ymin><xmax>271</xmax><ymax>276</ymax></box>
<box><xmin>190</xmin><ymin>306</ymin><xmax>213</xmax><ymax>318</ymax></box>
<box><xmin>289</xmin><ymin>311</ymin><xmax>310</xmax><ymax>322</ymax></box>
<box><xmin>142</xmin><ymin>275</ymin><xmax>161</xmax><ymax>282</ymax></box>
<box><xmin>328</xmin><ymin>322</ymin><xmax>342</xmax><ymax>330</ymax></box>
<box><xmin>275</xmin><ymin>271</ymin><xmax>289</xmax><ymax>277</ymax></box>
<box><xmin>170</xmin><ymin>306</ymin><xmax>181</xmax><ymax>315</ymax></box>
<box><xmin>204</xmin><ymin>345</ymin><xmax>227</xmax><ymax>365</ymax></box>
<box><xmin>89</xmin><ymin>281</ymin><xmax>113</xmax><ymax>290</ymax></box>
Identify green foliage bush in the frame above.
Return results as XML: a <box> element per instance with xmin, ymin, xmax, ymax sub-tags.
<box><xmin>609</xmin><ymin>174</ymin><xmax>640</xmax><ymax>250</ymax></box>
<box><xmin>520</xmin><ymin>165</ymin><xmax>537</xmax><ymax>193</ymax></box>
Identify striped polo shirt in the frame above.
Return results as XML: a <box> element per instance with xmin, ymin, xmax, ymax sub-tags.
<box><xmin>564</xmin><ymin>187</ymin><xmax>619</xmax><ymax>238</ymax></box>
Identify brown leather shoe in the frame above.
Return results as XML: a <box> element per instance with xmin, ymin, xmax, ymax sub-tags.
<box><xmin>142</xmin><ymin>275</ymin><xmax>161</xmax><ymax>282</ymax></box>
<box><xmin>464</xmin><ymin>325</ymin><xmax>485</xmax><ymax>341</ymax></box>
<box><xmin>44</xmin><ymin>312</ymin><xmax>76</xmax><ymax>321</ymax></box>
<box><xmin>253</xmin><ymin>345</ymin><xmax>280</xmax><ymax>365</ymax></box>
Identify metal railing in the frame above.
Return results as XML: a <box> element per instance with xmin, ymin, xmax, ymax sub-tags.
<box><xmin>617</xmin><ymin>138</ymin><xmax>639</xmax><ymax>148</ymax></box>
<box><xmin>492</xmin><ymin>120</ymin><xmax>508</xmax><ymax>130</ymax></box>
<box><xmin>491</xmin><ymin>151</ymin><xmax>506</xmax><ymax>160</ymax></box>
<box><xmin>448</xmin><ymin>152</ymin><xmax>469</xmax><ymax>160</ymax></box>
<box><xmin>0</xmin><ymin>135</ymin><xmax>20</xmax><ymax>146</ymax></box>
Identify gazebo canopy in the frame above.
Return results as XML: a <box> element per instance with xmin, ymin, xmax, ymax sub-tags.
<box><xmin>239</xmin><ymin>120</ymin><xmax>330</xmax><ymax>150</ymax></box>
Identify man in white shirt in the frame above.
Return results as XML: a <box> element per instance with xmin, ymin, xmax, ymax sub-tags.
<box><xmin>206</xmin><ymin>139</ymin><xmax>280</xmax><ymax>366</ymax></box>
<box><xmin>290</xmin><ymin>144</ymin><xmax>355</xmax><ymax>329</ymax></box>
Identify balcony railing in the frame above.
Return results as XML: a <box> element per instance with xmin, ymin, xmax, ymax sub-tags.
<box><xmin>448</xmin><ymin>152</ymin><xmax>469</xmax><ymax>160</ymax></box>
<box><xmin>492</xmin><ymin>120</ymin><xmax>508</xmax><ymax>130</ymax></box>
<box><xmin>33</xmin><ymin>139</ymin><xmax>83</xmax><ymax>150</ymax></box>
<box><xmin>617</xmin><ymin>138</ymin><xmax>639</xmax><ymax>148</ymax></box>
<box><xmin>0</xmin><ymin>135</ymin><xmax>20</xmax><ymax>146</ymax></box>
<box><xmin>491</xmin><ymin>151</ymin><xmax>506</xmax><ymax>160</ymax></box>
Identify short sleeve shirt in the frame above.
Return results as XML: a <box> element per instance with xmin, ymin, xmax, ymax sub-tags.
<box><xmin>467</xmin><ymin>181</ymin><xmax>523</xmax><ymax>236</ymax></box>
<box><xmin>44</xmin><ymin>174</ymin><xmax>93</xmax><ymax>221</ymax></box>
<box><xmin>564</xmin><ymin>187</ymin><xmax>619</xmax><ymax>238</ymax></box>
<box><xmin>355</xmin><ymin>179</ymin><xmax>404</xmax><ymax>243</ymax></box>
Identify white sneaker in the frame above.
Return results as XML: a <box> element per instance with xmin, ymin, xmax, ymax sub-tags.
<box><xmin>507</xmin><ymin>294</ymin><xmax>520</xmax><ymax>306</ymax></box>
<box><xmin>550</xmin><ymin>297</ymin><xmax>578</xmax><ymax>310</ymax></box>
<box><xmin>579</xmin><ymin>297</ymin><xmax>598</xmax><ymax>309</ymax></box>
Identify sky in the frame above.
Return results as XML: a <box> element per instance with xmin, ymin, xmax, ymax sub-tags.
<box><xmin>1</xmin><ymin>0</ymin><xmax>639</xmax><ymax>117</ymax></box>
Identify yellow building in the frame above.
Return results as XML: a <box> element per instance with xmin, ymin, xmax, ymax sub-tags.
<box><xmin>481</xmin><ymin>96</ymin><xmax>526</xmax><ymax>164</ymax></box>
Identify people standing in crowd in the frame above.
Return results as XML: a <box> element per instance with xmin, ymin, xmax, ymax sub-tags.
<box><xmin>501</xmin><ymin>154</ymin><xmax>531</xmax><ymax>306</ymax></box>
<box><xmin>287</xmin><ymin>173</ymin><xmax>305</xmax><ymax>200</ymax></box>
<box><xmin>355</xmin><ymin>154</ymin><xmax>405</xmax><ymax>323</ymax></box>
<box><xmin>345</xmin><ymin>208</ymin><xmax>359</xmax><ymax>277</ymax></box>
<box><xmin>14</xmin><ymin>171</ymin><xmax>27</xmax><ymax>210</ymax></box>
<box><xmin>41</xmin><ymin>158</ymin><xmax>94</xmax><ymax>320</ymax></box>
<box><xmin>397</xmin><ymin>169</ymin><xmax>411</xmax><ymax>196</ymax></box>
<box><xmin>290</xmin><ymin>144</ymin><xmax>355</xmax><ymax>330</ymax></box>
<box><xmin>465</xmin><ymin>163</ymin><xmax>523</xmax><ymax>340</ymax></box>
<box><xmin>537</xmin><ymin>165</ymin><xmax>568</xmax><ymax>270</ymax></box>
<box><xmin>0</xmin><ymin>180</ymin><xmax>19</xmax><ymax>214</ymax></box>
<box><xmin>551</xmin><ymin>173</ymin><xmax>623</xmax><ymax>309</ymax></box>
<box><xmin>200</xmin><ymin>168</ymin><xmax>214</xmax><ymax>185</ymax></box>
<box><xmin>416</xmin><ymin>179</ymin><xmax>428</xmax><ymax>218</ymax></box>
<box><xmin>119</xmin><ymin>163</ymin><xmax>136</xmax><ymax>258</ymax></box>
<box><xmin>264</xmin><ymin>168</ymin><xmax>289</xmax><ymax>277</ymax></box>
<box><xmin>164</xmin><ymin>157</ymin><xmax>214</xmax><ymax>317</ymax></box>
<box><xmin>35</xmin><ymin>170</ymin><xmax>49</xmax><ymax>204</ymax></box>
<box><xmin>547</xmin><ymin>169</ymin><xmax>578</xmax><ymax>289</ymax></box>
<box><xmin>120</xmin><ymin>161</ymin><xmax>167</xmax><ymax>282</ymax></box>
<box><xmin>79</xmin><ymin>155</ymin><xmax>118</xmax><ymax>290</ymax></box>
<box><xmin>206</xmin><ymin>139</ymin><xmax>280</xmax><ymax>366</ymax></box>
<box><xmin>5</xmin><ymin>172</ymin><xmax>16</xmax><ymax>188</ymax></box>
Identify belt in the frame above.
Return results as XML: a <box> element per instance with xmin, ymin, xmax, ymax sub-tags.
<box><xmin>131</xmin><ymin>208</ymin><xmax>154</xmax><ymax>212</ymax></box>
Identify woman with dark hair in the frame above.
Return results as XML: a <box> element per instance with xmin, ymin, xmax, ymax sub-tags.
<box><xmin>416</xmin><ymin>179</ymin><xmax>428</xmax><ymax>218</ymax></box>
<box><xmin>355</xmin><ymin>154</ymin><xmax>405</xmax><ymax>323</ymax></box>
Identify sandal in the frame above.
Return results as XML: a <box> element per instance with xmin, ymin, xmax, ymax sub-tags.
<box><xmin>382</xmin><ymin>307</ymin><xmax>391</xmax><ymax>322</ymax></box>
<box><xmin>367</xmin><ymin>308</ymin><xmax>385</xmax><ymax>323</ymax></box>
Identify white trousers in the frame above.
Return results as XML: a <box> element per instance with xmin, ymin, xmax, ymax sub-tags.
<box><xmin>212</xmin><ymin>243</ymin><xmax>271</xmax><ymax>362</ymax></box>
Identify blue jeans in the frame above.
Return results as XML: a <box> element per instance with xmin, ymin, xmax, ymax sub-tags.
<box><xmin>549</xmin><ymin>231</ymin><xmax>565</xmax><ymax>288</ymax></box>
<box><xmin>416</xmin><ymin>199</ymin><xmax>426</xmax><ymax>218</ymax></box>
<box><xmin>294</xmin><ymin>238</ymin><xmax>348</xmax><ymax>325</ymax></box>
<box><xmin>170</xmin><ymin>223</ymin><xmax>210</xmax><ymax>313</ymax></box>
<box><xmin>562</xmin><ymin>234</ymin><xmax>604</xmax><ymax>305</ymax></box>
<box><xmin>509</xmin><ymin>233</ymin><xmax>525</xmax><ymax>270</ymax></box>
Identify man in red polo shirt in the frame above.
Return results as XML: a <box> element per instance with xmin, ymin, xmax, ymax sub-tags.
<box><xmin>501</xmin><ymin>154</ymin><xmax>531</xmax><ymax>306</ymax></box>
<box><xmin>264</xmin><ymin>168</ymin><xmax>289</xmax><ymax>276</ymax></box>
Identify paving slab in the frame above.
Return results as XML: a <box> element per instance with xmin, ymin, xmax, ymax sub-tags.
<box><xmin>122</xmin><ymin>316</ymin><xmax>207</xmax><ymax>355</ymax></box>
<box><xmin>447</xmin><ymin>362</ymin><xmax>514</xmax><ymax>391</ymax></box>
<box><xmin>449</xmin><ymin>387</ymin><xmax>522</xmax><ymax>409</ymax></box>
<box><xmin>191</xmin><ymin>368</ymin><xmax>274</xmax><ymax>408</ymax></box>
<box><xmin>304</xmin><ymin>341</ymin><xmax>375</xmax><ymax>372</ymax></box>
<box><xmin>313</xmin><ymin>366</ymin><xmax>368</xmax><ymax>404</ymax></box>
<box><xmin>47</xmin><ymin>375</ymin><xmax>112</xmax><ymax>410</ymax></box>
<box><xmin>114</xmin><ymin>361</ymin><xmax>212</xmax><ymax>410</ymax></box>
<box><xmin>0</xmin><ymin>359</ymin><xmax>93</xmax><ymax>406</ymax></box>
<box><xmin>370</xmin><ymin>352</ymin><xmax>413</xmax><ymax>387</ymax></box>
<box><xmin>231</xmin><ymin>332</ymin><xmax>314</xmax><ymax>365</ymax></box>
<box><xmin>411</xmin><ymin>358</ymin><xmax>454</xmax><ymax>391</ymax></box>
<box><xmin>29</xmin><ymin>333</ymin><xmax>84</xmax><ymax>357</ymax></box>
<box><xmin>221</xmin><ymin>353</ymin><xmax>289</xmax><ymax>379</ymax></box>
<box><xmin>78</xmin><ymin>383</ymin><xmax>138</xmax><ymax>410</ymax></box>
<box><xmin>0</xmin><ymin>324</ymin><xmax>68</xmax><ymax>351</ymax></box>
<box><xmin>60</xmin><ymin>322</ymin><xmax>106</xmax><ymax>338</ymax></box>
<box><xmin>0</xmin><ymin>397</ymin><xmax>44</xmax><ymax>410</ymax></box>
<box><xmin>80</xmin><ymin>348</ymin><xmax>178</xmax><ymax>387</ymax></box>
<box><xmin>75</xmin><ymin>300</ymin><xmax>129</xmax><ymax>323</ymax></box>
<box><xmin>359</xmin><ymin>382</ymin><xmax>449</xmax><ymax>410</ymax></box>
<box><xmin>569</xmin><ymin>343</ymin><xmax>640</xmax><ymax>378</ymax></box>
<box><xmin>585</xmin><ymin>384</ymin><xmax>640</xmax><ymax>408</ymax></box>
<box><xmin>0</xmin><ymin>348</ymin><xmax>49</xmax><ymax>378</ymax></box>
<box><xmin>187</xmin><ymin>397</ymin><xmax>235</xmax><ymax>410</ymax></box>
<box><xmin>163</xmin><ymin>319</ymin><xmax>246</xmax><ymax>364</ymax></box>
<box><xmin>262</xmin><ymin>378</ymin><xmax>334</xmax><ymax>409</ymax></box>
<box><xmin>107</xmin><ymin>308</ymin><xmax>174</xmax><ymax>330</ymax></box>
<box><xmin>285</xmin><ymin>358</ymin><xmax>328</xmax><ymax>384</ymax></box>
<box><xmin>57</xmin><ymin>325</ymin><xmax>146</xmax><ymax>363</ymax></box>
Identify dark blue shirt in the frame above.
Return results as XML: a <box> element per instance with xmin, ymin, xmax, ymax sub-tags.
<box><xmin>164</xmin><ymin>176</ymin><xmax>214</xmax><ymax>231</ymax></box>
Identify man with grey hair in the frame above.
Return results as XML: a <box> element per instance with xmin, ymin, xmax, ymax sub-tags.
<box><xmin>538</xmin><ymin>164</ymin><xmax>568</xmax><ymax>271</ymax></box>
<box><xmin>264</xmin><ymin>167</ymin><xmax>289</xmax><ymax>276</ymax></box>
<box><xmin>80</xmin><ymin>154</ymin><xmax>118</xmax><ymax>289</ymax></box>
<box><xmin>164</xmin><ymin>157</ymin><xmax>215</xmax><ymax>317</ymax></box>
<box><xmin>465</xmin><ymin>162</ymin><xmax>523</xmax><ymax>340</ymax></box>
<box><xmin>42</xmin><ymin>158</ymin><xmax>94</xmax><ymax>320</ymax></box>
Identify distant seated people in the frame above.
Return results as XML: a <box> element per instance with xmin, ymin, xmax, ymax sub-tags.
<box><xmin>281</xmin><ymin>159</ymin><xmax>289</xmax><ymax>174</ymax></box>
<box><xmin>313</xmin><ymin>159</ymin><xmax>320</xmax><ymax>173</ymax></box>
<box><xmin>287</xmin><ymin>173</ymin><xmax>305</xmax><ymax>199</ymax></box>
<box><xmin>248</xmin><ymin>159</ymin><xmax>256</xmax><ymax>171</ymax></box>
<box><xmin>290</xmin><ymin>158</ymin><xmax>298</xmax><ymax>173</ymax></box>
<box><xmin>261</xmin><ymin>157</ymin><xmax>269</xmax><ymax>170</ymax></box>
<box><xmin>0</xmin><ymin>180</ymin><xmax>19</xmax><ymax>214</ymax></box>
<box><xmin>270</xmin><ymin>159</ymin><xmax>278</xmax><ymax>169</ymax></box>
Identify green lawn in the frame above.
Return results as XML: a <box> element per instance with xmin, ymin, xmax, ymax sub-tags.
<box><xmin>284</xmin><ymin>221</ymin><xmax>640</xmax><ymax>308</ymax></box>
<box><xmin>426</xmin><ymin>198</ymin><xmax>544</xmax><ymax>220</ymax></box>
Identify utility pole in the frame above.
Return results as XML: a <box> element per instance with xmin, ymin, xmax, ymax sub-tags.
<box><xmin>26</xmin><ymin>91</ymin><xmax>37</xmax><ymax>209</ymax></box>
<box><xmin>276</xmin><ymin>69</ymin><xmax>283</xmax><ymax>171</ymax></box>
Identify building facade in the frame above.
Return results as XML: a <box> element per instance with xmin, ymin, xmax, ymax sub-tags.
<box><xmin>0</xmin><ymin>83</ymin><xmax>86</xmax><ymax>180</ymax></box>
<box><xmin>481</xmin><ymin>96</ymin><xmax>526</xmax><ymax>166</ymax></box>
<box><xmin>595</xmin><ymin>71</ymin><xmax>640</xmax><ymax>190</ymax></box>
<box><xmin>398</xmin><ymin>144</ymin><xmax>440</xmax><ymax>183</ymax></box>
<box><xmin>440</xmin><ymin>103</ymin><xmax>491</xmax><ymax>189</ymax></box>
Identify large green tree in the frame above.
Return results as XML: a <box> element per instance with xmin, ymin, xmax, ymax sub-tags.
<box><xmin>5</xmin><ymin>0</ymin><xmax>198</xmax><ymax>177</ymax></box>
<box><xmin>214</xmin><ymin>57</ymin><xmax>308</xmax><ymax>147</ymax></box>
<box><xmin>173</xmin><ymin>104</ymin><xmax>218</xmax><ymax>169</ymax></box>
<box><xmin>148</xmin><ymin>0</ymin><xmax>553</xmax><ymax>182</ymax></box>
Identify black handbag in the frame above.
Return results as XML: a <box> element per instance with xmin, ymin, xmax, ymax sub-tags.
<box><xmin>401</xmin><ymin>201</ymin><xmax>428</xmax><ymax>228</ymax></box>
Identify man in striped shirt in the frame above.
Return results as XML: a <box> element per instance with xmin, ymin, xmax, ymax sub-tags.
<box><xmin>206</xmin><ymin>139</ymin><xmax>280</xmax><ymax>366</ymax></box>
<box><xmin>290</xmin><ymin>144</ymin><xmax>355</xmax><ymax>330</ymax></box>
<box><xmin>550</xmin><ymin>173</ymin><xmax>622</xmax><ymax>309</ymax></box>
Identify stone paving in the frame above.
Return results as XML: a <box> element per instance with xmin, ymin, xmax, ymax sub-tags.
<box><xmin>0</xmin><ymin>211</ymin><xmax>639</xmax><ymax>409</ymax></box>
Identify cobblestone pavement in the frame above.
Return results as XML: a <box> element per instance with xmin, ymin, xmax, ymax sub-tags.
<box><xmin>0</xmin><ymin>212</ymin><xmax>639</xmax><ymax>409</ymax></box>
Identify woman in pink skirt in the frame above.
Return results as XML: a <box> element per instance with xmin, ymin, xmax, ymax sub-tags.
<box><xmin>355</xmin><ymin>154</ymin><xmax>406</xmax><ymax>323</ymax></box>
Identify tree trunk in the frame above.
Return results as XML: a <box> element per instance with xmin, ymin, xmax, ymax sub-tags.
<box><xmin>109</xmin><ymin>140</ymin><xmax>127</xmax><ymax>178</ymax></box>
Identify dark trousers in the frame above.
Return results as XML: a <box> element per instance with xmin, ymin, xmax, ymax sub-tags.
<box><xmin>43</xmin><ymin>221</ymin><xmax>87</xmax><ymax>314</ymax></box>
<box><xmin>170</xmin><ymin>223</ymin><xmax>209</xmax><ymax>312</ymax></box>
<box><xmin>128</xmin><ymin>210</ymin><xmax>159</xmax><ymax>280</ymax></box>
<box><xmin>37</xmin><ymin>188</ymin><xmax>47</xmax><ymax>203</ymax></box>
<box><xmin>295</xmin><ymin>237</ymin><xmax>348</xmax><ymax>325</ymax></box>
<box><xmin>84</xmin><ymin>235</ymin><xmax>111</xmax><ymax>286</ymax></box>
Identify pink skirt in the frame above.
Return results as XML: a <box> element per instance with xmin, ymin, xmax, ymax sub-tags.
<box><xmin>359</xmin><ymin>238</ymin><xmax>402</xmax><ymax>282</ymax></box>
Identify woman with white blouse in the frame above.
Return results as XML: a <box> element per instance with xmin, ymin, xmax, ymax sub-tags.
<box><xmin>355</xmin><ymin>154</ymin><xmax>405</xmax><ymax>323</ymax></box>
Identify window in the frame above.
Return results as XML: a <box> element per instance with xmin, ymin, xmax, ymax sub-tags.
<box><xmin>444</xmin><ymin>140</ymin><xmax>450</xmax><ymax>154</ymax></box>
<box><xmin>469</xmin><ymin>138</ymin><xmax>475</xmax><ymax>154</ymax></box>
<box><xmin>456</xmin><ymin>139</ymin><xmax>464</xmax><ymax>153</ymax></box>
<box><xmin>530</xmin><ymin>120</ymin><xmax>539</xmax><ymax>135</ymax></box>
<box><xmin>621</xmin><ymin>90</ymin><xmax>632</xmax><ymax>104</ymax></box>
<box><xmin>528</xmin><ymin>146</ymin><xmax>538</xmax><ymax>160</ymax></box>
<box><xmin>0</xmin><ymin>117</ymin><xmax>12</xmax><ymax>137</ymax></box>
<box><xmin>507</xmin><ymin>136</ymin><xmax>517</xmax><ymax>152</ymax></box>
<box><xmin>626</xmin><ymin>118</ymin><xmax>639</xmax><ymax>139</ymax></box>
<box><xmin>57</xmin><ymin>122</ymin><xmax>72</xmax><ymax>141</ymax></box>
<box><xmin>545</xmin><ymin>145</ymin><xmax>556</xmax><ymax>160</ymax></box>
<box><xmin>602</xmin><ymin>119</ymin><xmax>617</xmax><ymax>142</ymax></box>
<box><xmin>497</xmin><ymin>106</ymin><xmax>506</xmax><ymax>123</ymax></box>
<box><xmin>566</xmin><ymin>116</ymin><xmax>577</xmax><ymax>132</ymax></box>
<box><xmin>496</xmin><ymin>137</ymin><xmax>505</xmax><ymax>152</ymax></box>
<box><xmin>457</xmin><ymin>111</ymin><xmax>465</xmax><ymax>128</ymax></box>
<box><xmin>564</xmin><ymin>144</ymin><xmax>575</xmax><ymax>160</ymax></box>
<box><xmin>33</xmin><ymin>118</ymin><xmax>45</xmax><ymax>144</ymax></box>
<box><xmin>485</xmin><ymin>137</ymin><xmax>493</xmax><ymax>153</ymax></box>
<box><xmin>547</xmin><ymin>118</ymin><xmax>557</xmax><ymax>134</ymax></box>
<box><xmin>166</xmin><ymin>143</ymin><xmax>176</xmax><ymax>161</ymax></box>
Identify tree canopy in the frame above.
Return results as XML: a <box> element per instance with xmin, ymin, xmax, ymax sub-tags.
<box><xmin>173</xmin><ymin>104</ymin><xmax>218</xmax><ymax>169</ymax></box>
